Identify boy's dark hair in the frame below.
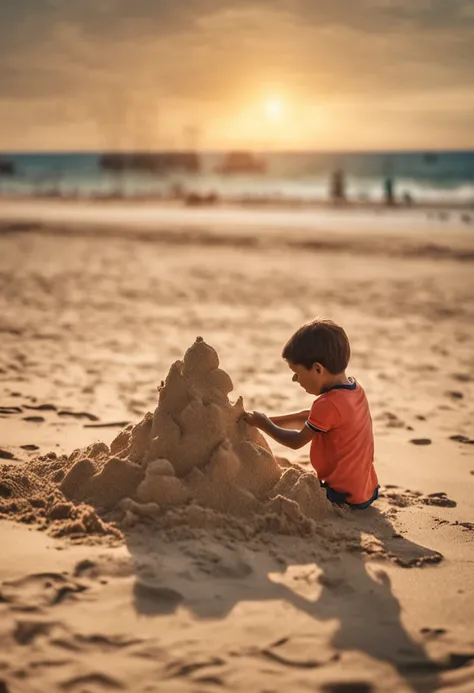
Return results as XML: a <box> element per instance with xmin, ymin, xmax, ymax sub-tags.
<box><xmin>282</xmin><ymin>318</ymin><xmax>350</xmax><ymax>373</ymax></box>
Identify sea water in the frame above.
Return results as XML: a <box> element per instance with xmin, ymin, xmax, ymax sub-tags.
<box><xmin>0</xmin><ymin>150</ymin><xmax>473</xmax><ymax>204</ymax></box>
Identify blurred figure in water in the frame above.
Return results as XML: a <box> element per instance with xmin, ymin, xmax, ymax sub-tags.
<box><xmin>330</xmin><ymin>168</ymin><xmax>346</xmax><ymax>205</ymax></box>
<box><xmin>384</xmin><ymin>175</ymin><xmax>395</xmax><ymax>206</ymax></box>
<box><xmin>383</xmin><ymin>157</ymin><xmax>395</xmax><ymax>206</ymax></box>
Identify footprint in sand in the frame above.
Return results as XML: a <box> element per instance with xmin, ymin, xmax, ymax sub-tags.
<box><xmin>0</xmin><ymin>572</ymin><xmax>88</xmax><ymax>611</ymax></box>
<box><xmin>22</xmin><ymin>416</ymin><xmax>45</xmax><ymax>423</ymax></box>
<box><xmin>451</xmin><ymin>373</ymin><xmax>472</xmax><ymax>383</ymax></box>
<box><xmin>13</xmin><ymin>619</ymin><xmax>57</xmax><ymax>645</ymax></box>
<box><xmin>445</xmin><ymin>390</ymin><xmax>464</xmax><ymax>400</ymax></box>
<box><xmin>322</xmin><ymin>684</ymin><xmax>373</xmax><ymax>693</ymax></box>
<box><xmin>449</xmin><ymin>434</ymin><xmax>474</xmax><ymax>445</ymax></box>
<box><xmin>410</xmin><ymin>438</ymin><xmax>432</xmax><ymax>446</ymax></box>
<box><xmin>377</xmin><ymin>412</ymin><xmax>406</xmax><ymax>429</ymax></box>
<box><xmin>421</xmin><ymin>492</ymin><xmax>457</xmax><ymax>508</ymax></box>
<box><xmin>452</xmin><ymin>521</ymin><xmax>474</xmax><ymax>532</ymax></box>
<box><xmin>0</xmin><ymin>449</ymin><xmax>15</xmax><ymax>460</ymax></box>
<box><xmin>165</xmin><ymin>656</ymin><xmax>225</xmax><ymax>680</ymax></box>
<box><xmin>74</xmin><ymin>633</ymin><xmax>141</xmax><ymax>650</ymax></box>
<box><xmin>59</xmin><ymin>673</ymin><xmax>124</xmax><ymax>691</ymax></box>
<box><xmin>23</xmin><ymin>403</ymin><xmax>57</xmax><ymax>412</ymax></box>
<box><xmin>73</xmin><ymin>559</ymin><xmax>98</xmax><ymax>578</ymax></box>
<box><xmin>20</xmin><ymin>445</ymin><xmax>40</xmax><ymax>452</ymax></box>
<box><xmin>57</xmin><ymin>410</ymin><xmax>99</xmax><ymax>422</ymax></box>
<box><xmin>420</xmin><ymin>627</ymin><xmax>447</xmax><ymax>637</ymax></box>
<box><xmin>0</xmin><ymin>406</ymin><xmax>22</xmax><ymax>415</ymax></box>
<box><xmin>83</xmin><ymin>421</ymin><xmax>130</xmax><ymax>428</ymax></box>
<box><xmin>259</xmin><ymin>635</ymin><xmax>339</xmax><ymax>671</ymax></box>
<box><xmin>384</xmin><ymin>488</ymin><xmax>456</xmax><ymax>513</ymax></box>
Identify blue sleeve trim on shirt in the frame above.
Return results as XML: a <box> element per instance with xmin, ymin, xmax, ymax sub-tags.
<box><xmin>305</xmin><ymin>420</ymin><xmax>327</xmax><ymax>433</ymax></box>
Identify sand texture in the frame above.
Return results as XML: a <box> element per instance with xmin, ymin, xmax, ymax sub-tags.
<box><xmin>0</xmin><ymin>210</ymin><xmax>473</xmax><ymax>693</ymax></box>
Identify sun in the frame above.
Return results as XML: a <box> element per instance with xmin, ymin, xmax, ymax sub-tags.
<box><xmin>264</xmin><ymin>97</ymin><xmax>283</xmax><ymax>120</ymax></box>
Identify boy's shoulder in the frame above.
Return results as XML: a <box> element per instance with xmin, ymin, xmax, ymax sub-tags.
<box><xmin>318</xmin><ymin>380</ymin><xmax>368</xmax><ymax>413</ymax></box>
<box><xmin>308</xmin><ymin>380</ymin><xmax>370</xmax><ymax>433</ymax></box>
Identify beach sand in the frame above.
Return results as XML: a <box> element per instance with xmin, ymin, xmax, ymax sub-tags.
<box><xmin>0</xmin><ymin>203</ymin><xmax>473</xmax><ymax>693</ymax></box>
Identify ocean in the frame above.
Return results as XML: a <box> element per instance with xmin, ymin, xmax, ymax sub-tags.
<box><xmin>0</xmin><ymin>150</ymin><xmax>473</xmax><ymax>205</ymax></box>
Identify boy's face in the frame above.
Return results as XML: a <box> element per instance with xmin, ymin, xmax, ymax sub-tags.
<box><xmin>287</xmin><ymin>361</ymin><xmax>325</xmax><ymax>396</ymax></box>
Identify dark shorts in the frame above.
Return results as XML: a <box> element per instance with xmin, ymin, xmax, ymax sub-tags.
<box><xmin>320</xmin><ymin>481</ymin><xmax>380</xmax><ymax>509</ymax></box>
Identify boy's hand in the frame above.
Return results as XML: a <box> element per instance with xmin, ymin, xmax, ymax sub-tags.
<box><xmin>243</xmin><ymin>411</ymin><xmax>270</xmax><ymax>430</ymax></box>
<box><xmin>244</xmin><ymin>410</ymin><xmax>314</xmax><ymax>450</ymax></box>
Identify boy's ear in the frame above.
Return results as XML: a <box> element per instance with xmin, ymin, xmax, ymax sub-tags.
<box><xmin>312</xmin><ymin>362</ymin><xmax>324</xmax><ymax>374</ymax></box>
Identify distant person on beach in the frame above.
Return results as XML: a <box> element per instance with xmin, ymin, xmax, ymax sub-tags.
<box><xmin>384</xmin><ymin>176</ymin><xmax>395</xmax><ymax>206</ymax></box>
<box><xmin>244</xmin><ymin>319</ymin><xmax>379</xmax><ymax>509</ymax></box>
<box><xmin>330</xmin><ymin>168</ymin><xmax>346</xmax><ymax>204</ymax></box>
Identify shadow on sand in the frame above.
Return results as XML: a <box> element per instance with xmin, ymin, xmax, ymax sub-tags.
<box><xmin>123</xmin><ymin>507</ymin><xmax>468</xmax><ymax>692</ymax></box>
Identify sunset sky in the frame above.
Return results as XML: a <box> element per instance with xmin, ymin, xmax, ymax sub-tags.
<box><xmin>1</xmin><ymin>0</ymin><xmax>473</xmax><ymax>151</ymax></box>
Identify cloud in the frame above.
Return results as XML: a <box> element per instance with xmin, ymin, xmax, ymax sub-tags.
<box><xmin>0</xmin><ymin>0</ymin><xmax>473</xmax><ymax>148</ymax></box>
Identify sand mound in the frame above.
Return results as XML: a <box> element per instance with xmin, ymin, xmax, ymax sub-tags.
<box><xmin>0</xmin><ymin>338</ymin><xmax>331</xmax><ymax>539</ymax></box>
<box><xmin>0</xmin><ymin>451</ymin><xmax>121</xmax><ymax>539</ymax></box>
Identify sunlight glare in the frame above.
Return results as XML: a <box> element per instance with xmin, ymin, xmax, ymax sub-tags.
<box><xmin>264</xmin><ymin>97</ymin><xmax>283</xmax><ymax>120</ymax></box>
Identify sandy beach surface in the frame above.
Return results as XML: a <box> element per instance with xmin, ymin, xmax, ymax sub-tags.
<box><xmin>0</xmin><ymin>201</ymin><xmax>473</xmax><ymax>693</ymax></box>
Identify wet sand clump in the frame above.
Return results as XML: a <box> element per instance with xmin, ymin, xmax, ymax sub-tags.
<box><xmin>0</xmin><ymin>338</ymin><xmax>331</xmax><ymax>540</ymax></box>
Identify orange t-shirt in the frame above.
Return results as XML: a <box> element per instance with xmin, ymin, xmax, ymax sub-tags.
<box><xmin>305</xmin><ymin>379</ymin><xmax>377</xmax><ymax>504</ymax></box>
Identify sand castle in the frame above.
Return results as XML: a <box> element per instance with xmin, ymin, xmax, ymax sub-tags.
<box><xmin>0</xmin><ymin>338</ymin><xmax>330</xmax><ymax>538</ymax></box>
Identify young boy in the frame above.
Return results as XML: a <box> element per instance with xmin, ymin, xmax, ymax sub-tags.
<box><xmin>245</xmin><ymin>318</ymin><xmax>379</xmax><ymax>509</ymax></box>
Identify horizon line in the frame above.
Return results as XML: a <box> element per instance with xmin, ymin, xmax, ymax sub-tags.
<box><xmin>2</xmin><ymin>147</ymin><xmax>473</xmax><ymax>156</ymax></box>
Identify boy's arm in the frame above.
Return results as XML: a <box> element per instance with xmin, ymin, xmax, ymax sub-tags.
<box><xmin>244</xmin><ymin>411</ymin><xmax>314</xmax><ymax>450</ymax></box>
<box><xmin>269</xmin><ymin>410</ymin><xmax>311</xmax><ymax>428</ymax></box>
